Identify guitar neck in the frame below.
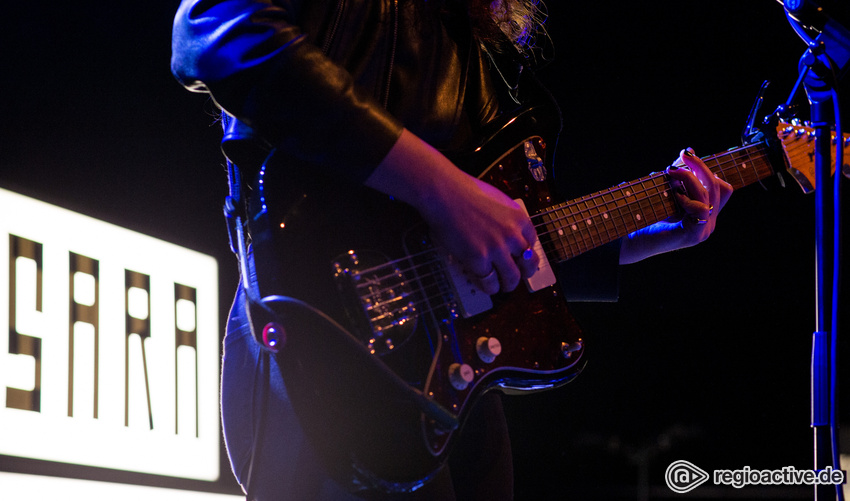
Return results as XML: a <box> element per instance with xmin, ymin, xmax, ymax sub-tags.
<box><xmin>535</xmin><ymin>141</ymin><xmax>776</xmax><ymax>263</ymax></box>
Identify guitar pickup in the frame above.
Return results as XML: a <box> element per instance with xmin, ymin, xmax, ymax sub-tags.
<box><xmin>514</xmin><ymin>199</ymin><xmax>556</xmax><ymax>292</ymax></box>
<box><xmin>442</xmin><ymin>251</ymin><xmax>494</xmax><ymax>318</ymax></box>
<box><xmin>442</xmin><ymin>199</ymin><xmax>557</xmax><ymax>319</ymax></box>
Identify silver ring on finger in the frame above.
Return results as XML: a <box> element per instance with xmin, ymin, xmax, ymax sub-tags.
<box><xmin>476</xmin><ymin>267</ymin><xmax>497</xmax><ymax>281</ymax></box>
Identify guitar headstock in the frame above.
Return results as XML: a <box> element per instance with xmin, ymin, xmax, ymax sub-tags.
<box><xmin>775</xmin><ymin>121</ymin><xmax>850</xmax><ymax>194</ymax></box>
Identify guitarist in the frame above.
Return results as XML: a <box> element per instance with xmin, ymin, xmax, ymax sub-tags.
<box><xmin>171</xmin><ymin>0</ymin><xmax>733</xmax><ymax>499</ymax></box>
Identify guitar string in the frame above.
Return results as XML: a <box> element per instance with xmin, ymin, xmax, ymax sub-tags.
<box><xmin>370</xmin><ymin>135</ymin><xmax>827</xmax><ymax>328</ymax></box>
<box><xmin>368</xmin><ymin>288</ymin><xmax>453</xmax><ymax>330</ymax></box>
<box><xmin>355</xmin><ymin>145</ymin><xmax>778</xmax><ymax>324</ymax></box>
<box><xmin>531</xmin><ymin>149</ymin><xmax>764</xmax><ymax>226</ymax></box>
<box><xmin>530</xmin><ymin>148</ymin><xmax>773</xmax><ymax>254</ymax></box>
<box><xmin>533</xmin><ymin>144</ymin><xmax>770</xmax><ymax>222</ymax></box>
<box><xmin>356</xmin><ymin>134</ymin><xmax>792</xmax><ymax>293</ymax></box>
<box><xmin>354</xmin><ymin>144</ymin><xmax>769</xmax><ymax>284</ymax></box>
<box><xmin>362</xmin><ymin>149</ymin><xmax>776</xmax><ymax>321</ymax></box>
<box><xmin>362</xmin><ymin>179</ymin><xmax>675</xmax><ymax>319</ymax></box>
<box><xmin>352</xmin><ymin>247</ymin><xmax>436</xmax><ymax>278</ymax></box>
<box><xmin>355</xmin><ymin>148</ymin><xmax>773</xmax><ymax>311</ymax></box>
<box><xmin>537</xmin><ymin>126</ymin><xmax>818</xmax><ymax>243</ymax></box>
<box><xmin>353</xmin><ymin>253</ymin><xmax>441</xmax><ymax>290</ymax></box>
<box><xmin>356</xmin><ymin>263</ymin><xmax>446</xmax><ymax>314</ymax></box>
<box><xmin>355</xmin><ymin>255</ymin><xmax>454</xmax><ymax>313</ymax></box>
<box><xmin>365</xmin><ymin>268</ymin><xmax>457</xmax><ymax>329</ymax></box>
<box><xmin>356</xmin><ymin>135</ymin><xmax>831</xmax><ymax>327</ymax></box>
<box><xmin>531</xmin><ymin>173</ymin><xmax>676</xmax><ymax>257</ymax></box>
<box><xmin>362</xmin><ymin>254</ymin><xmax>466</xmax><ymax>318</ymax></box>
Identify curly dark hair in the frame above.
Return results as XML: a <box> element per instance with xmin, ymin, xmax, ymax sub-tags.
<box><xmin>468</xmin><ymin>0</ymin><xmax>544</xmax><ymax>49</ymax></box>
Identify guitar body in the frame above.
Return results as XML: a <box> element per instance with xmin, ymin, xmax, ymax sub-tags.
<box><xmin>236</xmin><ymin>95</ymin><xmax>845</xmax><ymax>491</ymax></box>
<box><xmin>240</xmin><ymin>103</ymin><xmax>834</xmax><ymax>491</ymax></box>
<box><xmin>246</xmin><ymin>105</ymin><xmax>587</xmax><ymax>491</ymax></box>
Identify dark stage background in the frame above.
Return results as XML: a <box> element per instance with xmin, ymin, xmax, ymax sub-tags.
<box><xmin>1</xmin><ymin>1</ymin><xmax>848</xmax><ymax>499</ymax></box>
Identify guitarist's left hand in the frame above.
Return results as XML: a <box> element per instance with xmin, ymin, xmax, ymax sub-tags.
<box><xmin>619</xmin><ymin>148</ymin><xmax>733</xmax><ymax>264</ymax></box>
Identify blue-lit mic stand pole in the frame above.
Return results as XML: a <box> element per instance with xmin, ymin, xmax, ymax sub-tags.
<box><xmin>782</xmin><ymin>1</ymin><xmax>849</xmax><ymax>499</ymax></box>
<box><xmin>804</xmin><ymin>49</ymin><xmax>838</xmax><ymax>500</ymax></box>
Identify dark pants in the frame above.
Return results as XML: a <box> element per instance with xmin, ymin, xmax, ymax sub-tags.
<box><xmin>221</xmin><ymin>288</ymin><xmax>514</xmax><ymax>500</ymax></box>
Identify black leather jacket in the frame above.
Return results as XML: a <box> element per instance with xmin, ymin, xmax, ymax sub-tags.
<box><xmin>171</xmin><ymin>0</ymin><xmax>620</xmax><ymax>302</ymax></box>
<box><xmin>171</xmin><ymin>0</ymin><xmax>504</xmax><ymax>183</ymax></box>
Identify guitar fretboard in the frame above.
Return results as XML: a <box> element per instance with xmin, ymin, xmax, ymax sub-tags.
<box><xmin>534</xmin><ymin>142</ymin><xmax>776</xmax><ymax>263</ymax></box>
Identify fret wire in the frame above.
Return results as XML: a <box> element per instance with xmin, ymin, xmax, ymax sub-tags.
<box><xmin>599</xmin><ymin>190</ymin><xmax>615</xmax><ymax>243</ymax></box>
<box><xmin>585</xmin><ymin>195</ymin><xmax>602</xmax><ymax>247</ymax></box>
<box><xmin>753</xmin><ymin>149</ymin><xmax>773</xmax><ymax>183</ymax></box>
<box><xmin>734</xmin><ymin>150</ymin><xmax>747</xmax><ymax>187</ymax></box>
<box><xmin>551</xmin><ymin>206</ymin><xmax>569</xmax><ymax>259</ymax></box>
<box><xmin>621</xmin><ymin>183</ymin><xmax>638</xmax><ymax>236</ymax></box>
<box><xmin>533</xmin><ymin>142</ymin><xmax>775</xmax><ymax>261</ymax></box>
<box><xmin>586</xmin><ymin>197</ymin><xmax>605</xmax><ymax>250</ymax></box>
<box><xmin>643</xmin><ymin>178</ymin><xmax>661</xmax><ymax>223</ymax></box>
<box><xmin>552</xmin><ymin>207</ymin><xmax>572</xmax><ymax>261</ymax></box>
<box><xmin>545</xmin><ymin>175</ymin><xmax>656</xmax><ymax>224</ymax></box>
<box><xmin>563</xmin><ymin>205</ymin><xmax>583</xmax><ymax>257</ymax></box>
<box><xmin>552</xmin><ymin>206</ymin><xmax>578</xmax><ymax>256</ymax></box>
<box><xmin>543</xmin><ymin>208</ymin><xmax>570</xmax><ymax>261</ymax></box>
<box><xmin>358</xmin><ymin>143</ymin><xmax>779</xmax><ymax>306</ymax></box>
<box><xmin>711</xmin><ymin>144</ymin><xmax>772</xmax><ymax>188</ymax></box>
<box><xmin>704</xmin><ymin>155</ymin><xmax>723</xmax><ymax>181</ymax></box>
<box><xmin>741</xmin><ymin>148</ymin><xmax>756</xmax><ymax>186</ymax></box>
<box><xmin>539</xmin><ymin>179</ymin><xmax>644</xmax><ymax>257</ymax></box>
<box><xmin>535</xmin><ymin>171</ymin><xmax>670</xmax><ymax>231</ymax></box>
<box><xmin>579</xmin><ymin>200</ymin><xmax>595</xmax><ymax>252</ymax></box>
<box><xmin>535</xmin><ymin>172</ymin><xmax>663</xmax><ymax>221</ymax></box>
<box><xmin>538</xmin><ymin>175</ymin><xmax>665</xmax><ymax>256</ymax></box>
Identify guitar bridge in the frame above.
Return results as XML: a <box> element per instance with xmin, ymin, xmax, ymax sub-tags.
<box><xmin>333</xmin><ymin>250</ymin><xmax>419</xmax><ymax>355</ymax></box>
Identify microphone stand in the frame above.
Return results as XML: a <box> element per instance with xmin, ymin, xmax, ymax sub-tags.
<box><xmin>781</xmin><ymin>16</ymin><xmax>848</xmax><ymax>500</ymax></box>
<box><xmin>803</xmin><ymin>44</ymin><xmax>839</xmax><ymax>499</ymax></box>
<box><xmin>778</xmin><ymin>3</ymin><xmax>849</xmax><ymax>497</ymax></box>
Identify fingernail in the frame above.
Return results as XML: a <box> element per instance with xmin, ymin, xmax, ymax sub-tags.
<box><xmin>668</xmin><ymin>164</ymin><xmax>679</xmax><ymax>171</ymax></box>
<box><xmin>684</xmin><ymin>148</ymin><xmax>696</xmax><ymax>157</ymax></box>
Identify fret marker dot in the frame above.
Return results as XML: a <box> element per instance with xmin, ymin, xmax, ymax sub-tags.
<box><xmin>586</xmin><ymin>219</ymin><xmax>592</xmax><ymax>226</ymax></box>
<box><xmin>558</xmin><ymin>228</ymin><xmax>564</xmax><ymax>235</ymax></box>
<box><xmin>571</xmin><ymin>224</ymin><xmax>578</xmax><ymax>231</ymax></box>
<box><xmin>742</xmin><ymin>163</ymin><xmax>747</xmax><ymax>169</ymax></box>
<box><xmin>603</xmin><ymin>213</ymin><xmax>609</xmax><ymax>219</ymax></box>
<box><xmin>625</xmin><ymin>190</ymin><xmax>632</xmax><ymax>196</ymax></box>
<box><xmin>635</xmin><ymin>214</ymin><xmax>642</xmax><ymax>221</ymax></box>
<box><xmin>663</xmin><ymin>191</ymin><xmax>668</xmax><ymax>198</ymax></box>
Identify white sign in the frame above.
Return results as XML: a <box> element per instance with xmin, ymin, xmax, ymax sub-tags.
<box><xmin>0</xmin><ymin>473</ymin><xmax>244</xmax><ymax>501</ymax></box>
<box><xmin>0</xmin><ymin>187</ymin><xmax>220</xmax><ymax>481</ymax></box>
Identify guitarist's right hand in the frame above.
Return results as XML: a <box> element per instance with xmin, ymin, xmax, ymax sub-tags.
<box><xmin>365</xmin><ymin>128</ymin><xmax>540</xmax><ymax>295</ymax></box>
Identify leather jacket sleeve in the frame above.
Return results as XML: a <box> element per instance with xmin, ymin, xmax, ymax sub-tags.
<box><xmin>171</xmin><ymin>0</ymin><xmax>403</xmax><ymax>183</ymax></box>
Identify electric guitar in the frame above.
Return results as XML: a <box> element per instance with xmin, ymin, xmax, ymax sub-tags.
<box><xmin>243</xmin><ymin>105</ymin><xmax>841</xmax><ymax>492</ymax></box>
